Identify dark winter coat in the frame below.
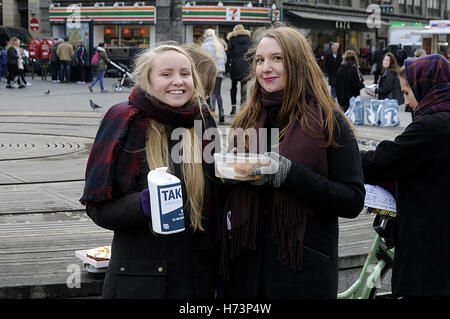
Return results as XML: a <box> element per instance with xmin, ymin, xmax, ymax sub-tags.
<box><xmin>86</xmin><ymin>103</ymin><xmax>225</xmax><ymax>299</ymax></box>
<box><xmin>324</xmin><ymin>52</ymin><xmax>342</xmax><ymax>87</ymax></box>
<box><xmin>372</xmin><ymin>47</ymin><xmax>387</xmax><ymax>73</ymax></box>
<box><xmin>224</xmin><ymin>110</ymin><xmax>365</xmax><ymax>298</ymax></box>
<box><xmin>95</xmin><ymin>47</ymin><xmax>110</xmax><ymax>71</ymax></box>
<box><xmin>335</xmin><ymin>63</ymin><xmax>365</xmax><ymax>111</ymax></box>
<box><xmin>75</xmin><ymin>45</ymin><xmax>88</xmax><ymax>66</ymax></box>
<box><xmin>376</xmin><ymin>70</ymin><xmax>404</xmax><ymax>104</ymax></box>
<box><xmin>360</xmin><ymin>111</ymin><xmax>450</xmax><ymax>297</ymax></box>
<box><xmin>226</xmin><ymin>29</ymin><xmax>252</xmax><ymax>81</ymax></box>
<box><xmin>6</xmin><ymin>46</ymin><xmax>19</xmax><ymax>65</ymax></box>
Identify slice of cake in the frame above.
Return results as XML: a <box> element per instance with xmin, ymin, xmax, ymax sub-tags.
<box><xmin>234</xmin><ymin>160</ymin><xmax>270</xmax><ymax>176</ymax></box>
<box><xmin>86</xmin><ymin>246</ymin><xmax>111</xmax><ymax>262</ymax></box>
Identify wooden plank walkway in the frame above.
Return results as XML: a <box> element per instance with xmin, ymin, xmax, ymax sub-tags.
<box><xmin>0</xmin><ymin>111</ymin><xmax>398</xmax><ymax>298</ymax></box>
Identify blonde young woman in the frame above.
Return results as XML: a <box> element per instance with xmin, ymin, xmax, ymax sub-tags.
<box><xmin>220</xmin><ymin>26</ymin><xmax>365</xmax><ymax>299</ymax></box>
<box><xmin>5</xmin><ymin>37</ymin><xmax>23</xmax><ymax>88</ymax></box>
<box><xmin>80</xmin><ymin>44</ymin><xmax>224</xmax><ymax>299</ymax></box>
<box><xmin>201</xmin><ymin>28</ymin><xmax>227</xmax><ymax>123</ymax></box>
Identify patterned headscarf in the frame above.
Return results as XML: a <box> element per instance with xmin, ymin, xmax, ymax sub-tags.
<box><xmin>404</xmin><ymin>54</ymin><xmax>450</xmax><ymax>120</ymax></box>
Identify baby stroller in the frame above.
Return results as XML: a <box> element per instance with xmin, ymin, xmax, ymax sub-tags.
<box><xmin>109</xmin><ymin>61</ymin><xmax>134</xmax><ymax>93</ymax></box>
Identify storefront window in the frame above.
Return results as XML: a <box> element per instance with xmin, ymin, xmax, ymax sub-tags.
<box><xmin>104</xmin><ymin>25</ymin><xmax>150</xmax><ymax>47</ymax></box>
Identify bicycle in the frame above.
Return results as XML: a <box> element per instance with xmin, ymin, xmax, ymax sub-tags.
<box><xmin>337</xmin><ymin>208</ymin><xmax>396</xmax><ymax>299</ymax></box>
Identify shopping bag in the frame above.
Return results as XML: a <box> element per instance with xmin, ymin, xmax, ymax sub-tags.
<box><xmin>379</xmin><ymin>99</ymin><xmax>399</xmax><ymax>127</ymax></box>
<box><xmin>366</xmin><ymin>99</ymin><xmax>400</xmax><ymax>127</ymax></box>
<box><xmin>345</xmin><ymin>96</ymin><xmax>364</xmax><ymax>125</ymax></box>
<box><xmin>366</xmin><ymin>99</ymin><xmax>382</xmax><ymax>126</ymax></box>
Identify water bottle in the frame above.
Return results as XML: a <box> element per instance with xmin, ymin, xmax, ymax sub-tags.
<box><xmin>147</xmin><ymin>167</ymin><xmax>185</xmax><ymax>234</ymax></box>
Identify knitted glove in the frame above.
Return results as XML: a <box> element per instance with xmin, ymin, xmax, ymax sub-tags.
<box><xmin>140</xmin><ymin>188</ymin><xmax>151</xmax><ymax>218</ymax></box>
<box><xmin>248</xmin><ymin>152</ymin><xmax>292</xmax><ymax>188</ymax></box>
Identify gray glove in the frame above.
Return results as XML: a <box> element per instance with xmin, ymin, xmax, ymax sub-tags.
<box><xmin>248</xmin><ymin>152</ymin><xmax>292</xmax><ymax>188</ymax></box>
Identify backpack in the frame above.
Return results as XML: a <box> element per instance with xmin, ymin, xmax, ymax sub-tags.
<box><xmin>91</xmin><ymin>51</ymin><xmax>99</xmax><ymax>67</ymax></box>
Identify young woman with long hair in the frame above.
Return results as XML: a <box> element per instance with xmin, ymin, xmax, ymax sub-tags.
<box><xmin>81</xmin><ymin>44</ymin><xmax>224</xmax><ymax>298</ymax></box>
<box><xmin>220</xmin><ymin>26</ymin><xmax>365</xmax><ymax>299</ymax></box>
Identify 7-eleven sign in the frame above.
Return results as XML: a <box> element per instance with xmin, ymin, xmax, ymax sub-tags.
<box><xmin>226</xmin><ymin>7</ymin><xmax>240</xmax><ymax>21</ymax></box>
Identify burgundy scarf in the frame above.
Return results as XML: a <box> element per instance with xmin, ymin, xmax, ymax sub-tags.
<box><xmin>81</xmin><ymin>86</ymin><xmax>216</xmax><ymax>205</ymax></box>
<box><xmin>220</xmin><ymin>90</ymin><xmax>328</xmax><ymax>278</ymax></box>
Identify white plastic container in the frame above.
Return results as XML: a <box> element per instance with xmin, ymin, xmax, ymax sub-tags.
<box><xmin>213</xmin><ymin>152</ymin><xmax>275</xmax><ymax>181</ymax></box>
<box><xmin>147</xmin><ymin>167</ymin><xmax>185</xmax><ymax>234</ymax></box>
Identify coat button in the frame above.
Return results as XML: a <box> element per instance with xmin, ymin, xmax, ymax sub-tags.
<box><xmin>158</xmin><ymin>266</ymin><xmax>163</xmax><ymax>272</ymax></box>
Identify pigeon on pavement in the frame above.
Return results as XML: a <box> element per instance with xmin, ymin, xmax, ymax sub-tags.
<box><xmin>90</xmin><ymin>99</ymin><xmax>103</xmax><ymax>110</ymax></box>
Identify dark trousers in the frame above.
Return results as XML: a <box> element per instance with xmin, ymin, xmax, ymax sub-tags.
<box><xmin>230</xmin><ymin>79</ymin><xmax>248</xmax><ymax>107</ymax></box>
<box><xmin>210</xmin><ymin>77</ymin><xmax>224</xmax><ymax>118</ymax></box>
<box><xmin>78</xmin><ymin>65</ymin><xmax>86</xmax><ymax>82</ymax></box>
<box><xmin>6</xmin><ymin>63</ymin><xmax>18</xmax><ymax>85</ymax></box>
<box><xmin>59</xmin><ymin>61</ymin><xmax>71</xmax><ymax>82</ymax></box>
<box><xmin>50</xmin><ymin>61</ymin><xmax>60</xmax><ymax>81</ymax></box>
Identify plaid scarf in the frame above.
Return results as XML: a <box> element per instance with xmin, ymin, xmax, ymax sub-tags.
<box><xmin>80</xmin><ymin>86</ymin><xmax>214</xmax><ymax>205</ymax></box>
<box><xmin>404</xmin><ymin>54</ymin><xmax>450</xmax><ymax>121</ymax></box>
<box><xmin>220</xmin><ymin>92</ymin><xmax>328</xmax><ymax>278</ymax></box>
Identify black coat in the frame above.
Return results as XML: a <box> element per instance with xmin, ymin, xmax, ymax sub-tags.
<box><xmin>324</xmin><ymin>52</ymin><xmax>342</xmax><ymax>87</ymax></box>
<box><xmin>376</xmin><ymin>70</ymin><xmax>404</xmax><ymax>104</ymax></box>
<box><xmin>335</xmin><ymin>63</ymin><xmax>365</xmax><ymax>111</ymax></box>
<box><xmin>87</xmin><ymin>120</ymin><xmax>224</xmax><ymax>299</ymax></box>
<box><xmin>6</xmin><ymin>46</ymin><xmax>18</xmax><ymax>65</ymax></box>
<box><xmin>226</xmin><ymin>29</ymin><xmax>252</xmax><ymax>81</ymax></box>
<box><xmin>361</xmin><ymin>111</ymin><xmax>450</xmax><ymax>297</ymax></box>
<box><xmin>224</xmin><ymin>111</ymin><xmax>365</xmax><ymax>298</ymax></box>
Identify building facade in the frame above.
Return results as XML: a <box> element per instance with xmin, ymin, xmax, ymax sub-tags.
<box><xmin>1</xmin><ymin>0</ymin><xmax>449</xmax><ymax>55</ymax></box>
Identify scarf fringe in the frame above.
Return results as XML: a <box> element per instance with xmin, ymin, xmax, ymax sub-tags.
<box><xmin>271</xmin><ymin>198</ymin><xmax>310</xmax><ymax>270</ymax></box>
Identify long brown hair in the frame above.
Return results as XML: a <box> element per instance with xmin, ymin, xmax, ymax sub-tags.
<box><xmin>231</xmin><ymin>26</ymin><xmax>352</xmax><ymax>148</ymax></box>
<box><xmin>382</xmin><ymin>52</ymin><xmax>400</xmax><ymax>74</ymax></box>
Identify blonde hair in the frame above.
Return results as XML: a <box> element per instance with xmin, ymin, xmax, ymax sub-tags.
<box><xmin>182</xmin><ymin>43</ymin><xmax>218</xmax><ymax>98</ymax></box>
<box><xmin>232</xmin><ymin>26</ymin><xmax>352</xmax><ymax>148</ymax></box>
<box><xmin>343</xmin><ymin>50</ymin><xmax>360</xmax><ymax>68</ymax></box>
<box><xmin>233</xmin><ymin>24</ymin><xmax>245</xmax><ymax>32</ymax></box>
<box><xmin>6</xmin><ymin>37</ymin><xmax>19</xmax><ymax>49</ymax></box>
<box><xmin>203</xmin><ymin>28</ymin><xmax>224</xmax><ymax>60</ymax></box>
<box><xmin>133</xmin><ymin>44</ymin><xmax>206</xmax><ymax>231</ymax></box>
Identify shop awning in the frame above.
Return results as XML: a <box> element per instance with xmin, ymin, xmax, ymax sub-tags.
<box><xmin>290</xmin><ymin>10</ymin><xmax>389</xmax><ymax>26</ymax></box>
<box><xmin>413</xmin><ymin>28</ymin><xmax>450</xmax><ymax>35</ymax></box>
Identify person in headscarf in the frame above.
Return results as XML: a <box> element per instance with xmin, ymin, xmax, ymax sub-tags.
<box><xmin>360</xmin><ymin>54</ymin><xmax>450</xmax><ymax>298</ymax></box>
<box><xmin>219</xmin><ymin>25</ymin><xmax>365</xmax><ymax>299</ymax></box>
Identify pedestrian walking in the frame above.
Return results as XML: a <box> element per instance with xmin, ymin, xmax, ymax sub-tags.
<box><xmin>5</xmin><ymin>37</ymin><xmax>21</xmax><ymax>88</ymax></box>
<box><xmin>219</xmin><ymin>26</ymin><xmax>365</xmax><ymax>299</ymax></box>
<box><xmin>56</xmin><ymin>37</ymin><xmax>74</xmax><ymax>83</ymax></box>
<box><xmin>371</xmin><ymin>40</ymin><xmax>387</xmax><ymax>84</ymax></box>
<box><xmin>335</xmin><ymin>50</ymin><xmax>365</xmax><ymax>112</ymax></box>
<box><xmin>201</xmin><ymin>28</ymin><xmax>227</xmax><ymax>123</ymax></box>
<box><xmin>0</xmin><ymin>47</ymin><xmax>8</xmax><ymax>81</ymax></box>
<box><xmin>75</xmin><ymin>41</ymin><xmax>88</xmax><ymax>83</ymax></box>
<box><xmin>360</xmin><ymin>54</ymin><xmax>450</xmax><ymax>298</ymax></box>
<box><xmin>50</xmin><ymin>38</ymin><xmax>62</xmax><ymax>82</ymax></box>
<box><xmin>395</xmin><ymin>43</ymin><xmax>407</xmax><ymax>67</ymax></box>
<box><xmin>226</xmin><ymin>24</ymin><xmax>252</xmax><ymax>115</ymax></box>
<box><xmin>323</xmin><ymin>42</ymin><xmax>342</xmax><ymax>99</ymax></box>
<box><xmin>80</xmin><ymin>44</ymin><xmax>224</xmax><ymax>299</ymax></box>
<box><xmin>88</xmin><ymin>43</ymin><xmax>110</xmax><ymax>93</ymax></box>
<box><xmin>17</xmin><ymin>48</ymin><xmax>29</xmax><ymax>87</ymax></box>
<box><xmin>370</xmin><ymin>53</ymin><xmax>404</xmax><ymax>104</ymax></box>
